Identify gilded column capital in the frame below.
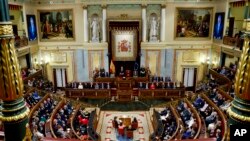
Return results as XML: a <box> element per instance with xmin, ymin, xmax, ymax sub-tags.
<box><xmin>0</xmin><ymin>22</ymin><xmax>13</xmax><ymax>37</ymax></box>
<box><xmin>0</xmin><ymin>24</ymin><xmax>23</xmax><ymax>101</ymax></box>
<box><xmin>234</xmin><ymin>37</ymin><xmax>250</xmax><ymax>100</ymax></box>
<box><xmin>161</xmin><ymin>4</ymin><xmax>166</xmax><ymax>8</ymax></box>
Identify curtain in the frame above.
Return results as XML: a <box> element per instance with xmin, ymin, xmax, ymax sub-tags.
<box><xmin>56</xmin><ymin>68</ymin><xmax>66</xmax><ymax>87</ymax></box>
<box><xmin>184</xmin><ymin>68</ymin><xmax>195</xmax><ymax>87</ymax></box>
<box><xmin>56</xmin><ymin>68</ymin><xmax>62</xmax><ymax>87</ymax></box>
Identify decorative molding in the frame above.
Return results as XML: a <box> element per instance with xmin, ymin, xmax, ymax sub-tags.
<box><xmin>50</xmin><ymin>52</ymin><xmax>67</xmax><ymax>63</ymax></box>
<box><xmin>182</xmin><ymin>51</ymin><xmax>200</xmax><ymax>62</ymax></box>
<box><xmin>39</xmin><ymin>43</ymin><xmax>108</xmax><ymax>50</ymax></box>
<box><xmin>141</xmin><ymin>42</ymin><xmax>211</xmax><ymax>49</ymax></box>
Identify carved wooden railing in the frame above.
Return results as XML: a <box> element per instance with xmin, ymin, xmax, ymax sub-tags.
<box><xmin>168</xmin><ymin>105</ymin><xmax>181</xmax><ymax>140</ymax></box>
<box><xmin>139</xmin><ymin>88</ymin><xmax>185</xmax><ymax>99</ymax></box>
<box><xmin>23</xmin><ymin>69</ymin><xmax>43</xmax><ymax>84</ymax></box>
<box><xmin>70</xmin><ymin>104</ymin><xmax>81</xmax><ymax>140</ymax></box>
<box><xmin>209</xmin><ymin>69</ymin><xmax>232</xmax><ymax>91</ymax></box>
<box><xmin>28</xmin><ymin>93</ymin><xmax>50</xmax><ymax>118</ymax></box>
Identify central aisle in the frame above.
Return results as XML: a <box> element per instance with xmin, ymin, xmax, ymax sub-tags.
<box><xmin>96</xmin><ymin>111</ymin><xmax>154</xmax><ymax>141</ymax></box>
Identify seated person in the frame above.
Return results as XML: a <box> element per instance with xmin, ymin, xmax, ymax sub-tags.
<box><xmin>219</xmin><ymin>67</ymin><xmax>227</xmax><ymax>75</ymax></box>
<box><xmin>182</xmin><ymin>127</ymin><xmax>192</xmax><ymax>139</ymax></box>
<box><xmin>32</xmin><ymin>91</ymin><xmax>41</xmax><ymax>101</ymax></box>
<box><xmin>205</xmin><ymin>111</ymin><xmax>217</xmax><ymax>126</ymax></box>
<box><xmin>193</xmin><ymin>95</ymin><xmax>205</xmax><ymax>108</ymax></box>
<box><xmin>177</xmin><ymin>101</ymin><xmax>184</xmax><ymax>111</ymax></box>
<box><xmin>119</xmin><ymin>66</ymin><xmax>125</xmax><ymax>77</ymax></box>
<box><xmin>220</xmin><ymin>100</ymin><xmax>231</xmax><ymax>112</ymax></box>
<box><xmin>78</xmin><ymin>83</ymin><xmax>83</xmax><ymax>89</ymax></box>
<box><xmin>209</xmin><ymin>89</ymin><xmax>217</xmax><ymax>99</ymax></box>
<box><xmin>181</xmin><ymin>108</ymin><xmax>191</xmax><ymax>121</ymax></box>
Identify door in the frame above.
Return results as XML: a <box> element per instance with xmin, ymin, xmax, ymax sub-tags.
<box><xmin>53</xmin><ymin>68</ymin><xmax>67</xmax><ymax>90</ymax></box>
<box><xmin>183</xmin><ymin>67</ymin><xmax>197</xmax><ymax>92</ymax></box>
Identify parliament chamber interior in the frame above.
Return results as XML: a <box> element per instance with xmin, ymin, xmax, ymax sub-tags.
<box><xmin>0</xmin><ymin>0</ymin><xmax>250</xmax><ymax>141</ymax></box>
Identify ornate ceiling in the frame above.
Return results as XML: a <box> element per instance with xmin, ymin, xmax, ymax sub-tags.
<box><xmin>8</xmin><ymin>0</ymin><xmax>226</xmax><ymax>5</ymax></box>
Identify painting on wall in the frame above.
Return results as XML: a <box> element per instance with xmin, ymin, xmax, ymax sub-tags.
<box><xmin>213</xmin><ymin>12</ymin><xmax>225</xmax><ymax>40</ymax></box>
<box><xmin>26</xmin><ymin>15</ymin><xmax>37</xmax><ymax>41</ymax></box>
<box><xmin>175</xmin><ymin>7</ymin><xmax>213</xmax><ymax>40</ymax></box>
<box><xmin>112</xmin><ymin>30</ymin><xmax>137</xmax><ymax>61</ymax></box>
<box><xmin>38</xmin><ymin>9</ymin><xmax>74</xmax><ymax>41</ymax></box>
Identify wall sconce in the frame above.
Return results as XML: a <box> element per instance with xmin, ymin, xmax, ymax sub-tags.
<box><xmin>242</xmin><ymin>19</ymin><xmax>250</xmax><ymax>31</ymax></box>
<box><xmin>201</xmin><ymin>57</ymin><xmax>210</xmax><ymax>65</ymax></box>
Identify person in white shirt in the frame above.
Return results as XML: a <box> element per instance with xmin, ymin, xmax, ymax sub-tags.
<box><xmin>78</xmin><ymin>82</ymin><xmax>83</xmax><ymax>89</ymax></box>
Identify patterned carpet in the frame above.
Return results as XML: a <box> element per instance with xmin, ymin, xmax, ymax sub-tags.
<box><xmin>97</xmin><ymin>111</ymin><xmax>153</xmax><ymax>141</ymax></box>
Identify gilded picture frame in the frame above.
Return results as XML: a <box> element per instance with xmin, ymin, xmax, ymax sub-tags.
<box><xmin>175</xmin><ymin>7</ymin><xmax>213</xmax><ymax>40</ymax></box>
<box><xmin>38</xmin><ymin>9</ymin><xmax>74</xmax><ymax>42</ymax></box>
<box><xmin>112</xmin><ymin>30</ymin><xmax>137</xmax><ymax>61</ymax></box>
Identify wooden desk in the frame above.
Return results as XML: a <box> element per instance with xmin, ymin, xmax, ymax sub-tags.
<box><xmin>119</xmin><ymin>117</ymin><xmax>131</xmax><ymax>127</ymax></box>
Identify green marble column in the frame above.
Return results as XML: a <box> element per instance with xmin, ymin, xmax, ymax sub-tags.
<box><xmin>0</xmin><ymin>0</ymin><xmax>30</xmax><ymax>141</ymax></box>
<box><xmin>227</xmin><ymin>37</ymin><xmax>250</xmax><ymax>138</ymax></box>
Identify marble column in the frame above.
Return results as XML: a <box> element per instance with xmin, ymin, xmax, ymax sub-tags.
<box><xmin>102</xmin><ymin>5</ymin><xmax>107</xmax><ymax>42</ymax></box>
<box><xmin>0</xmin><ymin>0</ymin><xmax>30</xmax><ymax>140</ymax></box>
<box><xmin>142</xmin><ymin>4</ymin><xmax>147</xmax><ymax>42</ymax></box>
<box><xmin>160</xmin><ymin>5</ymin><xmax>166</xmax><ymax>42</ymax></box>
<box><xmin>83</xmin><ymin>5</ymin><xmax>88</xmax><ymax>42</ymax></box>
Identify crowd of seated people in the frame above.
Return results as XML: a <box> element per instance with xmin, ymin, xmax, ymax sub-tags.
<box><xmin>21</xmin><ymin>67</ymin><xmax>37</xmax><ymax>79</ymax></box>
<box><xmin>196</xmin><ymin>75</ymin><xmax>219</xmax><ymax>93</ymax></box>
<box><xmin>27</xmin><ymin>77</ymin><xmax>53</xmax><ymax>91</ymax></box>
<box><xmin>25</xmin><ymin>90</ymin><xmax>41</xmax><ymax>108</ymax></box>
<box><xmin>208</xmin><ymin>88</ymin><xmax>232</xmax><ymax>113</ymax></box>
<box><xmin>73</xmin><ymin>108</ymin><xmax>91</xmax><ymax>140</ymax></box>
<box><xmin>67</xmin><ymin>82</ymin><xmax>110</xmax><ymax>90</ymax></box>
<box><xmin>214</xmin><ymin>61</ymin><xmax>238</xmax><ymax>81</ymax></box>
<box><xmin>31</xmin><ymin>97</ymin><xmax>58</xmax><ymax>140</ymax></box>
<box><xmin>159</xmin><ymin>107</ymin><xmax>177</xmax><ymax>140</ymax></box>
<box><xmin>177</xmin><ymin>101</ymin><xmax>197</xmax><ymax>139</ymax></box>
<box><xmin>52</xmin><ymin>101</ymin><xmax>74</xmax><ymax>139</ymax></box>
<box><xmin>138</xmin><ymin>81</ymin><xmax>183</xmax><ymax>89</ymax></box>
<box><xmin>193</xmin><ymin>96</ymin><xmax>223</xmax><ymax>141</ymax></box>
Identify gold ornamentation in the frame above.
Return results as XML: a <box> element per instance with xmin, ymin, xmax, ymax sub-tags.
<box><xmin>227</xmin><ymin>107</ymin><xmax>250</xmax><ymax>122</ymax></box>
<box><xmin>0</xmin><ymin>38</ymin><xmax>24</xmax><ymax>101</ymax></box>
<box><xmin>234</xmin><ymin>38</ymin><xmax>250</xmax><ymax>100</ymax></box>
<box><xmin>22</xmin><ymin>123</ymin><xmax>32</xmax><ymax>141</ymax></box>
<box><xmin>0</xmin><ymin>108</ymin><xmax>30</xmax><ymax>122</ymax></box>
<box><xmin>0</xmin><ymin>24</ymin><xmax>13</xmax><ymax>36</ymax></box>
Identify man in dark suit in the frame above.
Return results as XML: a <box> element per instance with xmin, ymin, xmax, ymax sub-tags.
<box><xmin>214</xmin><ymin>14</ymin><xmax>224</xmax><ymax>39</ymax></box>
